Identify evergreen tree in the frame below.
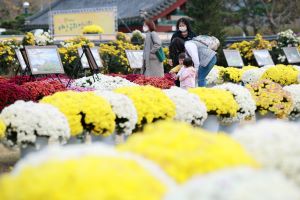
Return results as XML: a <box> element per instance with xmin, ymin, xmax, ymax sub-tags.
<box><xmin>186</xmin><ymin>0</ymin><xmax>226</xmax><ymax>65</ymax></box>
<box><xmin>186</xmin><ymin>0</ymin><xmax>225</xmax><ymax>41</ymax></box>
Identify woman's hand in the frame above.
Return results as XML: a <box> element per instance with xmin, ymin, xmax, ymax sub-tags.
<box><xmin>168</xmin><ymin>59</ymin><xmax>173</xmax><ymax>66</ymax></box>
<box><xmin>170</xmin><ymin>72</ymin><xmax>177</xmax><ymax>79</ymax></box>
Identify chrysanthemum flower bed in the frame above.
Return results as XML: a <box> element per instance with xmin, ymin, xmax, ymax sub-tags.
<box><xmin>118</xmin><ymin>121</ymin><xmax>258</xmax><ymax>183</ymax></box>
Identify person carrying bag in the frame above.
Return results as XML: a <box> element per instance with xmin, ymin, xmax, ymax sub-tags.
<box><xmin>184</xmin><ymin>35</ymin><xmax>220</xmax><ymax>87</ymax></box>
<box><xmin>150</xmin><ymin>34</ymin><xmax>166</xmax><ymax>62</ymax></box>
<box><xmin>142</xmin><ymin>19</ymin><xmax>164</xmax><ymax>77</ymax></box>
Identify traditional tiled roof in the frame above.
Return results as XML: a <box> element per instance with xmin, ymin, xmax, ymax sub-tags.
<box><xmin>27</xmin><ymin>0</ymin><xmax>178</xmax><ymax>27</ymax></box>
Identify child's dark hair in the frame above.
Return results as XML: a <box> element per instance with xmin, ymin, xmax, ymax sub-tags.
<box><xmin>178</xmin><ymin>53</ymin><xmax>186</xmax><ymax>60</ymax></box>
<box><xmin>183</xmin><ymin>57</ymin><xmax>194</xmax><ymax>67</ymax></box>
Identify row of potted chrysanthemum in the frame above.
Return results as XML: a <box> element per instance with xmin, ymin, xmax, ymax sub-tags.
<box><xmin>0</xmin><ymin>82</ymin><xmax>299</xmax><ymax>156</ymax></box>
<box><xmin>0</xmin><ymin>86</ymin><xmax>176</xmax><ymax>156</ymax></box>
<box><xmin>207</xmin><ymin>64</ymin><xmax>300</xmax><ymax>86</ymax></box>
<box><xmin>1</xmin><ymin>120</ymin><xmax>300</xmax><ymax>199</ymax></box>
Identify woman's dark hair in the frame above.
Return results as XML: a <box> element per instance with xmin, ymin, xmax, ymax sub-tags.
<box><xmin>183</xmin><ymin>57</ymin><xmax>194</xmax><ymax>67</ymax></box>
<box><xmin>176</xmin><ymin>18</ymin><xmax>192</xmax><ymax>33</ymax></box>
<box><xmin>144</xmin><ymin>20</ymin><xmax>156</xmax><ymax>32</ymax></box>
<box><xmin>170</xmin><ymin>37</ymin><xmax>185</xmax><ymax>52</ymax></box>
<box><xmin>178</xmin><ymin>52</ymin><xmax>186</xmax><ymax>59</ymax></box>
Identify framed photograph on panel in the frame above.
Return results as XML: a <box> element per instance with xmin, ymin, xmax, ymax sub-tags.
<box><xmin>283</xmin><ymin>47</ymin><xmax>300</xmax><ymax>64</ymax></box>
<box><xmin>125</xmin><ymin>50</ymin><xmax>143</xmax><ymax>69</ymax></box>
<box><xmin>78</xmin><ymin>47</ymin><xmax>103</xmax><ymax>69</ymax></box>
<box><xmin>25</xmin><ymin>46</ymin><xmax>65</xmax><ymax>75</ymax></box>
<box><xmin>223</xmin><ymin>49</ymin><xmax>244</xmax><ymax>67</ymax></box>
<box><xmin>15</xmin><ymin>49</ymin><xmax>27</xmax><ymax>70</ymax></box>
<box><xmin>253</xmin><ymin>49</ymin><xmax>274</xmax><ymax>66</ymax></box>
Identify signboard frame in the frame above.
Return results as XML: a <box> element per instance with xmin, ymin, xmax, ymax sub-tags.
<box><xmin>223</xmin><ymin>49</ymin><xmax>244</xmax><ymax>67</ymax></box>
<box><xmin>253</xmin><ymin>49</ymin><xmax>275</xmax><ymax>66</ymax></box>
<box><xmin>125</xmin><ymin>50</ymin><xmax>144</xmax><ymax>69</ymax></box>
<box><xmin>282</xmin><ymin>47</ymin><xmax>300</xmax><ymax>64</ymax></box>
<box><xmin>49</xmin><ymin>7</ymin><xmax>117</xmax><ymax>35</ymax></box>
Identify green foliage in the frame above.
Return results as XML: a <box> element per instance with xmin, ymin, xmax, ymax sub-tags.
<box><xmin>187</xmin><ymin>0</ymin><xmax>225</xmax><ymax>41</ymax></box>
<box><xmin>1</xmin><ymin>29</ymin><xmax>23</xmax><ymax>35</ymax></box>
<box><xmin>224</xmin><ymin>0</ymin><xmax>300</xmax><ymax>35</ymax></box>
<box><xmin>0</xmin><ymin>14</ymin><xmax>29</xmax><ymax>34</ymax></box>
<box><xmin>187</xmin><ymin>0</ymin><xmax>226</xmax><ymax>66</ymax></box>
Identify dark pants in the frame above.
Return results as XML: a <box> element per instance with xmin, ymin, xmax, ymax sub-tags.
<box><xmin>175</xmin><ymin>79</ymin><xmax>180</xmax><ymax>87</ymax></box>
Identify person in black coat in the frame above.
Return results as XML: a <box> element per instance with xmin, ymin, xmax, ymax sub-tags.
<box><xmin>168</xmin><ymin>18</ymin><xmax>196</xmax><ymax>66</ymax></box>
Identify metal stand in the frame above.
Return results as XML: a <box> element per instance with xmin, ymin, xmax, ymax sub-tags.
<box><xmin>66</xmin><ymin>51</ymin><xmax>85</xmax><ymax>87</ymax></box>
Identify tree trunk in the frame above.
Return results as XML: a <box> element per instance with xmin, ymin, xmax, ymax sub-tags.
<box><xmin>267</xmin><ymin>16</ymin><xmax>278</xmax><ymax>34</ymax></box>
<box><xmin>241</xmin><ymin>24</ymin><xmax>249</xmax><ymax>36</ymax></box>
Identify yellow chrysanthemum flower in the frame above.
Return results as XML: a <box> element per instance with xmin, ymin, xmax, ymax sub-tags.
<box><xmin>100</xmin><ymin>38</ymin><xmax>141</xmax><ymax>73</ymax></box>
<box><xmin>40</xmin><ymin>91</ymin><xmax>115</xmax><ymax>136</ymax></box>
<box><xmin>118</xmin><ymin>121</ymin><xmax>259</xmax><ymax>183</ymax></box>
<box><xmin>189</xmin><ymin>88</ymin><xmax>239</xmax><ymax>118</ymax></box>
<box><xmin>229</xmin><ymin>34</ymin><xmax>277</xmax><ymax>62</ymax></box>
<box><xmin>115</xmin><ymin>86</ymin><xmax>176</xmax><ymax>129</ymax></box>
<box><xmin>0</xmin><ymin>156</ymin><xmax>167</xmax><ymax>200</ymax></box>
<box><xmin>0</xmin><ymin>39</ymin><xmax>20</xmax><ymax>71</ymax></box>
<box><xmin>261</xmin><ymin>64</ymin><xmax>299</xmax><ymax>85</ymax></box>
<box><xmin>82</xmin><ymin>25</ymin><xmax>104</xmax><ymax>34</ymax></box>
<box><xmin>58</xmin><ymin>36</ymin><xmax>95</xmax><ymax>68</ymax></box>
<box><xmin>219</xmin><ymin>66</ymin><xmax>257</xmax><ymax>83</ymax></box>
<box><xmin>22</xmin><ymin>32</ymin><xmax>35</xmax><ymax>45</ymax></box>
<box><xmin>246</xmin><ymin>79</ymin><xmax>293</xmax><ymax>118</ymax></box>
<box><xmin>0</xmin><ymin>117</ymin><xmax>6</xmax><ymax>138</ymax></box>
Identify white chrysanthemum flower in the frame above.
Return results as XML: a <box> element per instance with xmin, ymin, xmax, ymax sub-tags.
<box><xmin>94</xmin><ymin>90</ymin><xmax>138</xmax><ymax>135</ymax></box>
<box><xmin>233</xmin><ymin>120</ymin><xmax>300</xmax><ymax>186</ymax></box>
<box><xmin>214</xmin><ymin>83</ymin><xmax>256</xmax><ymax>123</ymax></box>
<box><xmin>206</xmin><ymin>66</ymin><xmax>221</xmax><ymax>86</ymax></box>
<box><xmin>164</xmin><ymin>168</ymin><xmax>300</xmax><ymax>200</ymax></box>
<box><xmin>164</xmin><ymin>87</ymin><xmax>207</xmax><ymax>126</ymax></box>
<box><xmin>241</xmin><ymin>66</ymin><xmax>273</xmax><ymax>84</ymax></box>
<box><xmin>0</xmin><ymin>101</ymin><xmax>70</xmax><ymax>148</ymax></box>
<box><xmin>72</xmin><ymin>74</ymin><xmax>137</xmax><ymax>90</ymax></box>
<box><xmin>283</xmin><ymin>84</ymin><xmax>300</xmax><ymax>120</ymax></box>
<box><xmin>34</xmin><ymin>30</ymin><xmax>53</xmax><ymax>46</ymax></box>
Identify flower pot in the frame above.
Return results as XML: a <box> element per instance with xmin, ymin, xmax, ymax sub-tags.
<box><xmin>20</xmin><ymin>136</ymin><xmax>48</xmax><ymax>159</ymax></box>
<box><xmin>289</xmin><ymin>116</ymin><xmax>300</xmax><ymax>123</ymax></box>
<box><xmin>255</xmin><ymin>112</ymin><xmax>276</xmax><ymax>121</ymax></box>
<box><xmin>67</xmin><ymin>136</ymin><xmax>84</xmax><ymax>145</ymax></box>
<box><xmin>206</xmin><ymin>84</ymin><xmax>215</xmax><ymax>88</ymax></box>
<box><xmin>219</xmin><ymin>122</ymin><xmax>239</xmax><ymax>134</ymax></box>
<box><xmin>202</xmin><ymin>115</ymin><xmax>219</xmax><ymax>133</ymax></box>
<box><xmin>115</xmin><ymin>134</ymin><xmax>125</xmax><ymax>145</ymax></box>
<box><xmin>91</xmin><ymin>133</ymin><xmax>115</xmax><ymax>145</ymax></box>
<box><xmin>294</xmin><ymin>117</ymin><xmax>300</xmax><ymax>123</ymax></box>
<box><xmin>124</xmin><ymin>134</ymin><xmax>130</xmax><ymax>142</ymax></box>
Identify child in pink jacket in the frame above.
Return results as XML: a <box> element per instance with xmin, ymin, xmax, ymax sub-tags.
<box><xmin>177</xmin><ymin>57</ymin><xmax>196</xmax><ymax>89</ymax></box>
